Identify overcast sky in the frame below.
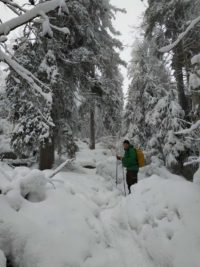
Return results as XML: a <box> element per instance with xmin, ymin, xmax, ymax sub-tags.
<box><xmin>0</xmin><ymin>0</ymin><xmax>146</xmax><ymax>94</ymax></box>
<box><xmin>110</xmin><ymin>0</ymin><xmax>146</xmax><ymax>94</ymax></box>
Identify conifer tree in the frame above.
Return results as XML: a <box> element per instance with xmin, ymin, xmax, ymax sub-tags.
<box><xmin>6</xmin><ymin>0</ymin><xmax>124</xmax><ymax>167</ymax></box>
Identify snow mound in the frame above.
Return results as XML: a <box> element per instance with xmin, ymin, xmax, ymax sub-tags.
<box><xmin>0</xmin><ymin>142</ymin><xmax>200</xmax><ymax>267</ymax></box>
<box><xmin>0</xmin><ymin>250</ymin><xmax>6</xmax><ymax>267</ymax></box>
<box><xmin>113</xmin><ymin>176</ymin><xmax>200</xmax><ymax>267</ymax></box>
<box><xmin>20</xmin><ymin>170</ymin><xmax>47</xmax><ymax>202</ymax></box>
<box><xmin>96</xmin><ymin>156</ymin><xmax>128</xmax><ymax>194</ymax></box>
<box><xmin>75</xmin><ymin>140</ymin><xmax>112</xmax><ymax>168</ymax></box>
<box><xmin>2</xmin><ymin>169</ymin><xmax>47</xmax><ymax>211</ymax></box>
<box><xmin>96</xmin><ymin>157</ymin><xmax>123</xmax><ymax>182</ymax></box>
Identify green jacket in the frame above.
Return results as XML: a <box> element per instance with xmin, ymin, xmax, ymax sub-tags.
<box><xmin>122</xmin><ymin>145</ymin><xmax>139</xmax><ymax>172</ymax></box>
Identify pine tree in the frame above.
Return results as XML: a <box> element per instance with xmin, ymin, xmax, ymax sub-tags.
<box><xmin>124</xmin><ymin>38</ymin><xmax>169</xmax><ymax>147</ymax></box>
<box><xmin>147</xmin><ymin>90</ymin><xmax>190</xmax><ymax>168</ymax></box>
<box><xmin>61</xmin><ymin>0</ymin><xmax>125</xmax><ymax>147</ymax></box>
<box><xmin>124</xmin><ymin>36</ymin><xmax>190</xmax><ymax>172</ymax></box>
<box><xmin>6</xmin><ymin>0</ymin><xmax>124</xmax><ymax>166</ymax></box>
<box><xmin>144</xmin><ymin>0</ymin><xmax>200</xmax><ymax>115</ymax></box>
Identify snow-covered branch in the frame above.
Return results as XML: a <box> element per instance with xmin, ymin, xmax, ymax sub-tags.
<box><xmin>0</xmin><ymin>48</ymin><xmax>52</xmax><ymax>103</ymax></box>
<box><xmin>0</xmin><ymin>0</ymin><xmax>68</xmax><ymax>36</ymax></box>
<box><xmin>176</xmin><ymin>120</ymin><xmax>200</xmax><ymax>135</ymax></box>
<box><xmin>184</xmin><ymin>158</ymin><xmax>200</xmax><ymax>166</ymax></box>
<box><xmin>159</xmin><ymin>15</ymin><xmax>200</xmax><ymax>53</ymax></box>
<box><xmin>47</xmin><ymin>159</ymin><xmax>75</xmax><ymax>179</ymax></box>
<box><xmin>0</xmin><ymin>0</ymin><xmax>27</xmax><ymax>15</ymax></box>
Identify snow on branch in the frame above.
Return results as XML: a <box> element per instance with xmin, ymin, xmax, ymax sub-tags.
<box><xmin>159</xmin><ymin>15</ymin><xmax>200</xmax><ymax>53</ymax></box>
<box><xmin>184</xmin><ymin>157</ymin><xmax>200</xmax><ymax>166</ymax></box>
<box><xmin>0</xmin><ymin>48</ymin><xmax>52</xmax><ymax>103</ymax></box>
<box><xmin>0</xmin><ymin>0</ymin><xmax>27</xmax><ymax>15</ymax></box>
<box><xmin>0</xmin><ymin>0</ymin><xmax>68</xmax><ymax>36</ymax></box>
<box><xmin>176</xmin><ymin>120</ymin><xmax>200</xmax><ymax>135</ymax></box>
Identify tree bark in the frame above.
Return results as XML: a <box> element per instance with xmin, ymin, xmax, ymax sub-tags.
<box><xmin>173</xmin><ymin>46</ymin><xmax>189</xmax><ymax>115</ymax></box>
<box><xmin>89</xmin><ymin>102</ymin><xmax>95</xmax><ymax>150</ymax></box>
<box><xmin>39</xmin><ymin>138</ymin><xmax>54</xmax><ymax>170</ymax></box>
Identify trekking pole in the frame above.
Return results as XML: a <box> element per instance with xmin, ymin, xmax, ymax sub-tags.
<box><xmin>122</xmin><ymin>165</ymin><xmax>126</xmax><ymax>196</ymax></box>
<box><xmin>116</xmin><ymin>159</ymin><xmax>118</xmax><ymax>187</ymax></box>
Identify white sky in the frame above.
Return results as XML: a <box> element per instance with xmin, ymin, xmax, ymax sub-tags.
<box><xmin>110</xmin><ymin>0</ymin><xmax>147</xmax><ymax>95</ymax></box>
<box><xmin>0</xmin><ymin>0</ymin><xmax>146</xmax><ymax>94</ymax></box>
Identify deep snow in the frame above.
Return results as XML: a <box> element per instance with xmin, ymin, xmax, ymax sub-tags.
<box><xmin>0</xmin><ymin>142</ymin><xmax>200</xmax><ymax>267</ymax></box>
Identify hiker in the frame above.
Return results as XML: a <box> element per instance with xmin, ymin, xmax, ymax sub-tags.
<box><xmin>117</xmin><ymin>140</ymin><xmax>142</xmax><ymax>194</ymax></box>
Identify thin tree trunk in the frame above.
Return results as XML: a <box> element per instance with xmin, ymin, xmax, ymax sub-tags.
<box><xmin>89</xmin><ymin>102</ymin><xmax>95</xmax><ymax>150</ymax></box>
<box><xmin>173</xmin><ymin>46</ymin><xmax>189</xmax><ymax>115</ymax></box>
<box><xmin>39</xmin><ymin>138</ymin><xmax>54</xmax><ymax>170</ymax></box>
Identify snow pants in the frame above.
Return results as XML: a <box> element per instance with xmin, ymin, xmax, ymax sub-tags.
<box><xmin>126</xmin><ymin>171</ymin><xmax>138</xmax><ymax>194</ymax></box>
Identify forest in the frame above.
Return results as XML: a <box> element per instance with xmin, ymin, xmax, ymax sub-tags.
<box><xmin>0</xmin><ymin>1</ymin><xmax>200</xmax><ymax>267</ymax></box>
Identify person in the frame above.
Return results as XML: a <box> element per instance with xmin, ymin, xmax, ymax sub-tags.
<box><xmin>117</xmin><ymin>140</ymin><xmax>139</xmax><ymax>194</ymax></box>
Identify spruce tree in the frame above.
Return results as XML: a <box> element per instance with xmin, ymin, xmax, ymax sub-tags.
<box><xmin>6</xmin><ymin>0</ymin><xmax>124</xmax><ymax>167</ymax></box>
<box><xmin>144</xmin><ymin>0</ymin><xmax>200</xmax><ymax>115</ymax></box>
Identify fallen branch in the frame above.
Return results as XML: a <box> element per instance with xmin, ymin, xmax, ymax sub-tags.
<box><xmin>47</xmin><ymin>158</ymin><xmax>75</xmax><ymax>179</ymax></box>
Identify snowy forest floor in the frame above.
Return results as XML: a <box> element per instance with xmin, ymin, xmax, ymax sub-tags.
<box><xmin>0</xmin><ymin>141</ymin><xmax>200</xmax><ymax>267</ymax></box>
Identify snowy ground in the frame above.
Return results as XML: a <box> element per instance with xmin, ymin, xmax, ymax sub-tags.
<box><xmin>0</xmin><ymin>141</ymin><xmax>200</xmax><ymax>267</ymax></box>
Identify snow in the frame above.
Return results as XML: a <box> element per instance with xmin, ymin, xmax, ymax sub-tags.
<box><xmin>191</xmin><ymin>53</ymin><xmax>200</xmax><ymax>65</ymax></box>
<box><xmin>119</xmin><ymin>176</ymin><xmax>200</xmax><ymax>267</ymax></box>
<box><xmin>0</xmin><ymin>119</ymin><xmax>12</xmax><ymax>154</ymax></box>
<box><xmin>190</xmin><ymin>72</ymin><xmax>200</xmax><ymax>90</ymax></box>
<box><xmin>0</xmin><ymin>142</ymin><xmax>200</xmax><ymax>267</ymax></box>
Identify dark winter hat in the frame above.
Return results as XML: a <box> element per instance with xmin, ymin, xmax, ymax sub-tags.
<box><xmin>123</xmin><ymin>140</ymin><xmax>130</xmax><ymax>145</ymax></box>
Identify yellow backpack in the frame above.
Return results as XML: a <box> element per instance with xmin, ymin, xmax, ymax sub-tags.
<box><xmin>136</xmin><ymin>148</ymin><xmax>145</xmax><ymax>167</ymax></box>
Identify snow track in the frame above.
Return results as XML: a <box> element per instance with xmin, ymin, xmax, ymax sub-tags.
<box><xmin>0</xmin><ymin>163</ymin><xmax>154</xmax><ymax>267</ymax></box>
<box><xmin>0</xmin><ymin>144</ymin><xmax>200</xmax><ymax>267</ymax></box>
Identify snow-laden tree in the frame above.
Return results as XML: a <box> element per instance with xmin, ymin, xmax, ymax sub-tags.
<box><xmin>78</xmin><ymin>68</ymin><xmax>124</xmax><ymax>141</ymax></box>
<box><xmin>147</xmin><ymin>90</ymin><xmax>190</xmax><ymax>168</ymax></box>
<box><xmin>59</xmin><ymin>0</ymin><xmax>125</xmax><ymax>148</ymax></box>
<box><xmin>0</xmin><ymin>0</ymin><xmax>70</xmax><ymax>100</ymax></box>
<box><xmin>174</xmin><ymin>54</ymin><xmax>200</xmax><ymax>170</ymax></box>
<box><xmin>155</xmin><ymin>4</ymin><xmax>200</xmax><ymax>176</ymax></box>
<box><xmin>144</xmin><ymin>0</ymin><xmax>200</xmax><ymax>115</ymax></box>
<box><xmin>124</xmin><ymin>37</ymin><xmax>190</xmax><ymax>172</ymax></box>
<box><xmin>124</xmin><ymin>38</ymin><xmax>169</xmax><ymax>147</ymax></box>
<box><xmin>6</xmin><ymin>0</ymin><xmax>124</xmax><ymax>168</ymax></box>
<box><xmin>6</xmin><ymin>42</ymin><xmax>54</xmax><ymax>159</ymax></box>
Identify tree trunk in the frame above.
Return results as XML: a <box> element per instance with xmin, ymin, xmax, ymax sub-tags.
<box><xmin>89</xmin><ymin>102</ymin><xmax>95</xmax><ymax>150</ymax></box>
<box><xmin>173</xmin><ymin>46</ymin><xmax>189</xmax><ymax>115</ymax></box>
<box><xmin>39</xmin><ymin>138</ymin><xmax>54</xmax><ymax>170</ymax></box>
